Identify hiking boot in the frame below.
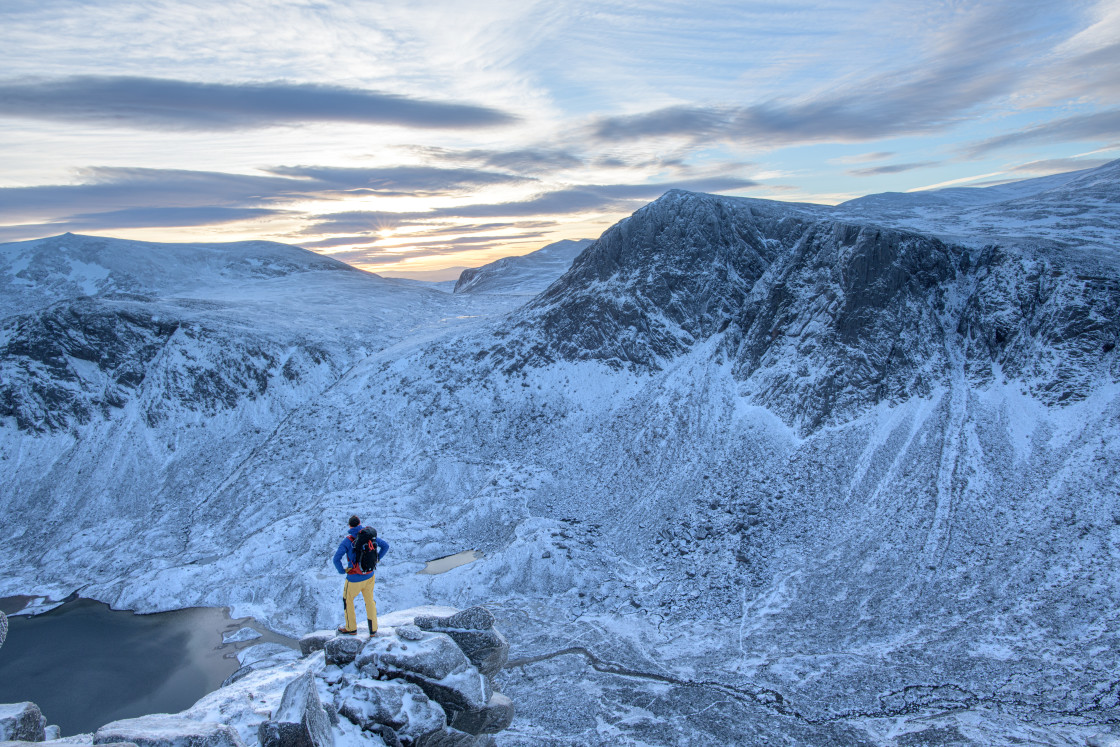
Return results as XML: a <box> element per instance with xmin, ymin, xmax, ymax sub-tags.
<box><xmin>336</xmin><ymin>625</ymin><xmax>357</xmax><ymax>635</ymax></box>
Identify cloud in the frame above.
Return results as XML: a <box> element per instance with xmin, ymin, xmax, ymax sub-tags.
<box><xmin>0</xmin><ymin>164</ymin><xmax>528</xmax><ymax>225</ymax></box>
<box><xmin>416</xmin><ymin>146</ymin><xmax>585</xmax><ymax>174</ymax></box>
<box><xmin>0</xmin><ymin>76</ymin><xmax>517</xmax><ymax>131</ymax></box>
<box><xmin>847</xmin><ymin>161</ymin><xmax>938</xmax><ymax>177</ymax></box>
<box><xmin>588</xmin><ymin>4</ymin><xmax>1043</xmax><ymax>148</ymax></box>
<box><xmin>0</xmin><ymin>206</ymin><xmax>293</xmax><ymax>243</ymax></box>
<box><xmin>964</xmin><ymin>109</ymin><xmax>1120</xmax><ymax>156</ymax></box>
<box><xmin>300</xmin><ymin>176</ymin><xmax>760</xmax><ymax>232</ymax></box>
<box><xmin>1005</xmin><ymin>157</ymin><xmax>1114</xmax><ymax>174</ymax></box>
<box><xmin>265</xmin><ymin>165</ymin><xmax>528</xmax><ymax>194</ymax></box>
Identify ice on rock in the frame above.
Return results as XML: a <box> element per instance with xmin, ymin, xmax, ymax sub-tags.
<box><xmin>337</xmin><ymin>679</ymin><xmax>445</xmax><ymax>742</ymax></box>
<box><xmin>221</xmin><ymin>628</ymin><xmax>261</xmax><ymax>644</ymax></box>
<box><xmin>323</xmin><ymin>637</ymin><xmax>364</xmax><ymax>667</ymax></box>
<box><xmin>93</xmin><ymin>715</ymin><xmax>245</xmax><ymax>747</ymax></box>
<box><xmin>0</xmin><ymin>702</ymin><xmax>45</xmax><ymax>742</ymax></box>
<box><xmin>256</xmin><ymin>671</ymin><xmax>333</xmax><ymax>747</ymax></box>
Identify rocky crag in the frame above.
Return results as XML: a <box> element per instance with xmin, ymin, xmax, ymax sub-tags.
<box><xmin>0</xmin><ymin>606</ymin><xmax>511</xmax><ymax>747</ymax></box>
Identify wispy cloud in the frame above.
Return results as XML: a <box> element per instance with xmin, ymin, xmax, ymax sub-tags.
<box><xmin>965</xmin><ymin>109</ymin><xmax>1120</xmax><ymax>156</ymax></box>
<box><xmin>588</xmin><ymin>4</ymin><xmax>1047</xmax><ymax>148</ymax></box>
<box><xmin>0</xmin><ymin>76</ymin><xmax>518</xmax><ymax>131</ymax></box>
<box><xmin>847</xmin><ymin>162</ymin><xmax>938</xmax><ymax>177</ymax></box>
<box><xmin>0</xmin><ymin>164</ymin><xmax>526</xmax><ymax>222</ymax></box>
<box><xmin>0</xmin><ymin>207</ymin><xmax>289</xmax><ymax>243</ymax></box>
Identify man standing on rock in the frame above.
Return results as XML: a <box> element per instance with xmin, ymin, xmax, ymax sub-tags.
<box><xmin>333</xmin><ymin>515</ymin><xmax>389</xmax><ymax>635</ymax></box>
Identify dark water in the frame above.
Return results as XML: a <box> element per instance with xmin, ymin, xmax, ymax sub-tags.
<box><xmin>0</xmin><ymin>597</ymin><xmax>295</xmax><ymax>736</ymax></box>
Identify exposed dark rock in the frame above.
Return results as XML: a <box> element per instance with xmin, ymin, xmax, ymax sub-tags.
<box><xmin>298</xmin><ymin>631</ymin><xmax>335</xmax><ymax>657</ymax></box>
<box><xmin>0</xmin><ymin>703</ymin><xmax>44</xmax><ymax>742</ymax></box>
<box><xmin>356</xmin><ymin>632</ymin><xmax>491</xmax><ymax>714</ymax></box>
<box><xmin>94</xmin><ymin>715</ymin><xmax>245</xmax><ymax>747</ymax></box>
<box><xmin>447</xmin><ymin>692</ymin><xmax>514</xmax><ymax>736</ymax></box>
<box><xmin>324</xmin><ymin>636</ymin><xmax>365</xmax><ymax>666</ymax></box>
<box><xmin>413</xmin><ymin>608</ymin><xmax>507</xmax><ymax>676</ymax></box>
<box><xmin>256</xmin><ymin>671</ymin><xmax>333</xmax><ymax>747</ymax></box>
<box><xmin>337</xmin><ymin>679</ymin><xmax>445</xmax><ymax>743</ymax></box>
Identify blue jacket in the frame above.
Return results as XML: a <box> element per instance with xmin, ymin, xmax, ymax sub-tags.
<box><xmin>333</xmin><ymin>525</ymin><xmax>389</xmax><ymax>581</ymax></box>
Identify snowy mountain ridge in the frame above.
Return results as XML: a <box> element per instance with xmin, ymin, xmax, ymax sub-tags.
<box><xmin>1</xmin><ymin>164</ymin><xmax>1120</xmax><ymax>745</ymax></box>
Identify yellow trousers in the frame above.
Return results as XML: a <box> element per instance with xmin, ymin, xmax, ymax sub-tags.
<box><xmin>343</xmin><ymin>576</ymin><xmax>377</xmax><ymax>633</ymax></box>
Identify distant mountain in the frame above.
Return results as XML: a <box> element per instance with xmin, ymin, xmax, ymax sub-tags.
<box><xmin>453</xmin><ymin>238</ymin><xmax>593</xmax><ymax>295</ymax></box>
<box><xmin>835</xmin><ymin>158</ymin><xmax>1120</xmax><ymax>250</ymax></box>
<box><xmin>2</xmin><ymin>165</ymin><xmax>1119</xmax><ymax>745</ymax></box>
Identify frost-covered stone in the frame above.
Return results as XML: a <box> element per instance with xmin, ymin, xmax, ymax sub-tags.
<box><xmin>0</xmin><ymin>703</ymin><xmax>45</xmax><ymax>742</ymax></box>
<box><xmin>93</xmin><ymin>715</ymin><xmax>245</xmax><ymax>747</ymax></box>
<box><xmin>221</xmin><ymin>628</ymin><xmax>261</xmax><ymax>644</ymax></box>
<box><xmin>447</xmin><ymin>692</ymin><xmax>513</xmax><ymax>736</ymax></box>
<box><xmin>356</xmin><ymin>633</ymin><xmax>491</xmax><ymax>713</ymax></box>
<box><xmin>337</xmin><ymin>679</ymin><xmax>445</xmax><ymax>742</ymax></box>
<box><xmin>256</xmin><ymin>671</ymin><xmax>332</xmax><ymax>747</ymax></box>
<box><xmin>237</xmin><ymin>643</ymin><xmax>295</xmax><ymax>667</ymax></box>
<box><xmin>43</xmin><ymin>725</ymin><xmax>61</xmax><ymax>740</ymax></box>
<box><xmin>298</xmin><ymin>631</ymin><xmax>335</xmax><ymax>657</ymax></box>
<box><xmin>324</xmin><ymin>636</ymin><xmax>364</xmax><ymax>667</ymax></box>
<box><xmin>0</xmin><ymin>610</ymin><xmax>7</xmax><ymax>649</ymax></box>
<box><xmin>413</xmin><ymin>609</ymin><xmax>507</xmax><ymax>676</ymax></box>
<box><xmin>413</xmin><ymin>728</ymin><xmax>494</xmax><ymax>747</ymax></box>
<box><xmin>395</xmin><ymin>625</ymin><xmax>423</xmax><ymax>642</ymax></box>
<box><xmin>221</xmin><ymin>644</ymin><xmax>301</xmax><ymax>688</ymax></box>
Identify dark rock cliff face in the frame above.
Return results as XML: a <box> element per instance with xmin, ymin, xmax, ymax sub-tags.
<box><xmin>504</xmin><ymin>191</ymin><xmax>822</xmax><ymax>369</ymax></box>
<box><xmin>496</xmin><ymin>189</ymin><xmax>1120</xmax><ymax>431</ymax></box>
<box><xmin>0</xmin><ymin>295</ymin><xmax>337</xmax><ymax>433</ymax></box>
<box><xmin>0</xmin><ymin>297</ymin><xmax>180</xmax><ymax>431</ymax></box>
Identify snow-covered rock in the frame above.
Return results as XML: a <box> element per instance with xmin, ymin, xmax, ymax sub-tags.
<box><xmin>356</xmin><ymin>631</ymin><xmax>492</xmax><ymax>713</ymax></box>
<box><xmin>413</xmin><ymin>608</ymin><xmax>508</xmax><ymax>677</ymax></box>
<box><xmin>0</xmin><ymin>703</ymin><xmax>45</xmax><ymax>742</ymax></box>
<box><xmin>322</xmin><ymin>638</ymin><xmax>363</xmax><ymax>668</ymax></box>
<box><xmin>255</xmin><ymin>671</ymin><xmax>332</xmax><ymax>747</ymax></box>
<box><xmin>0</xmin><ymin>610</ymin><xmax>6</xmax><ymax>649</ymax></box>
<box><xmin>222</xmin><ymin>628</ymin><xmax>261</xmax><ymax>644</ymax></box>
<box><xmin>297</xmin><ymin>632</ymin><xmax>334</xmax><ymax>658</ymax></box>
<box><xmin>336</xmin><ymin>679</ymin><xmax>444</xmax><ymax>742</ymax></box>
<box><xmin>93</xmin><ymin>715</ymin><xmax>244</xmax><ymax>747</ymax></box>
<box><xmin>453</xmin><ymin>239</ymin><xmax>592</xmax><ymax>296</ymax></box>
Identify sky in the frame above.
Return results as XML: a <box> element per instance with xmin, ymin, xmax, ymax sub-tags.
<box><xmin>1</xmin><ymin>0</ymin><xmax>1118</xmax><ymax>278</ymax></box>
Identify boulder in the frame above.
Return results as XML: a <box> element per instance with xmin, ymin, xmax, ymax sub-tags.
<box><xmin>414</xmin><ymin>607</ymin><xmax>494</xmax><ymax>634</ymax></box>
<box><xmin>94</xmin><ymin>715</ymin><xmax>245</xmax><ymax>747</ymax></box>
<box><xmin>435</xmin><ymin>629</ymin><xmax>508</xmax><ymax>678</ymax></box>
<box><xmin>324</xmin><ymin>636</ymin><xmax>364</xmax><ymax>667</ymax></box>
<box><xmin>256</xmin><ymin>671</ymin><xmax>333</xmax><ymax>747</ymax></box>
<box><xmin>0</xmin><ymin>610</ymin><xmax>6</xmax><ymax>649</ymax></box>
<box><xmin>0</xmin><ymin>703</ymin><xmax>45</xmax><ymax>742</ymax></box>
<box><xmin>43</xmin><ymin>725</ymin><xmax>60</xmax><ymax>741</ymax></box>
<box><xmin>412</xmin><ymin>609</ymin><xmax>508</xmax><ymax>677</ymax></box>
<box><xmin>237</xmin><ymin>644</ymin><xmax>296</xmax><ymax>667</ymax></box>
<box><xmin>356</xmin><ymin>632</ymin><xmax>491</xmax><ymax>715</ymax></box>
<box><xmin>298</xmin><ymin>631</ymin><xmax>335</xmax><ymax>657</ymax></box>
<box><xmin>447</xmin><ymin>693</ymin><xmax>514</xmax><ymax>736</ymax></box>
<box><xmin>221</xmin><ymin>643</ymin><xmax>303</xmax><ymax>686</ymax></box>
<box><xmin>414</xmin><ymin>728</ymin><xmax>494</xmax><ymax>747</ymax></box>
<box><xmin>337</xmin><ymin>679</ymin><xmax>444</xmax><ymax>742</ymax></box>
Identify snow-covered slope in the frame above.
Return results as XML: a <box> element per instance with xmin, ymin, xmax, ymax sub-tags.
<box><xmin>453</xmin><ymin>238</ymin><xmax>593</xmax><ymax>296</ymax></box>
<box><xmin>2</xmin><ymin>168</ymin><xmax>1120</xmax><ymax>745</ymax></box>
<box><xmin>835</xmin><ymin>158</ymin><xmax>1120</xmax><ymax>251</ymax></box>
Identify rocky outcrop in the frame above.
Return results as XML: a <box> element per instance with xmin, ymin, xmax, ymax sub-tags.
<box><xmin>413</xmin><ymin>608</ymin><xmax>509</xmax><ymax>678</ymax></box>
<box><xmin>256</xmin><ymin>672</ymin><xmax>332</xmax><ymax>747</ymax></box>
<box><xmin>94</xmin><ymin>715</ymin><xmax>245</xmax><ymax>747</ymax></box>
<box><xmin>0</xmin><ymin>610</ymin><xmax>6</xmax><ymax>650</ymax></box>
<box><xmin>0</xmin><ymin>703</ymin><xmax>45</xmax><ymax>742</ymax></box>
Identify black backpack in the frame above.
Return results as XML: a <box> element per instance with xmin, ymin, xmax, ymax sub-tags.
<box><xmin>350</xmin><ymin>527</ymin><xmax>378</xmax><ymax>573</ymax></box>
